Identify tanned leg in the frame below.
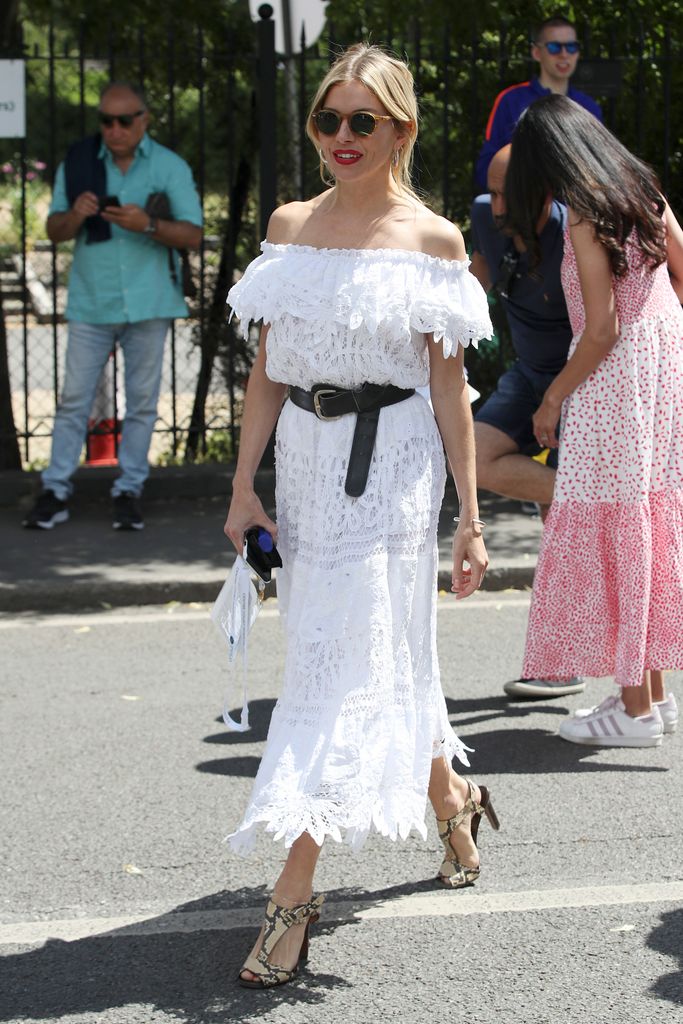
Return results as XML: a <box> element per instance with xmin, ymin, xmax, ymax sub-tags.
<box><xmin>475</xmin><ymin>422</ymin><xmax>556</xmax><ymax>506</ymax></box>
<box><xmin>240</xmin><ymin>832</ymin><xmax>322</xmax><ymax>982</ymax></box>
<box><xmin>621</xmin><ymin>670</ymin><xmax>654</xmax><ymax>718</ymax></box>
<box><xmin>650</xmin><ymin>670</ymin><xmax>666</xmax><ymax>703</ymax></box>
<box><xmin>428</xmin><ymin>755</ymin><xmax>480</xmax><ymax>868</ymax></box>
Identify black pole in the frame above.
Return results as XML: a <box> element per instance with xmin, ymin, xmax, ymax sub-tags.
<box><xmin>662</xmin><ymin>28</ymin><xmax>671</xmax><ymax>197</ymax></box>
<box><xmin>257</xmin><ymin>5</ymin><xmax>277</xmax><ymax>239</ymax></box>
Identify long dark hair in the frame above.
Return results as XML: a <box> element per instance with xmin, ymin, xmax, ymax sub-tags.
<box><xmin>505</xmin><ymin>94</ymin><xmax>666</xmax><ymax>276</ymax></box>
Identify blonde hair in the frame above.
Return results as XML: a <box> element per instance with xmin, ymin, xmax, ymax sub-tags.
<box><xmin>306</xmin><ymin>43</ymin><xmax>419</xmax><ymax>196</ymax></box>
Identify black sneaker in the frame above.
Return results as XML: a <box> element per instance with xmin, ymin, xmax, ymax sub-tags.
<box><xmin>22</xmin><ymin>489</ymin><xmax>69</xmax><ymax>529</ymax></box>
<box><xmin>112</xmin><ymin>492</ymin><xmax>144</xmax><ymax>531</ymax></box>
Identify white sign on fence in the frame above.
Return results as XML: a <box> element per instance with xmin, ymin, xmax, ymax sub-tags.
<box><xmin>0</xmin><ymin>60</ymin><xmax>26</xmax><ymax>138</ymax></box>
<box><xmin>248</xmin><ymin>0</ymin><xmax>328</xmax><ymax>56</ymax></box>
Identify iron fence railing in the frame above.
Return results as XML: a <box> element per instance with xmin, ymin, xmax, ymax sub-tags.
<box><xmin>0</xmin><ymin>13</ymin><xmax>680</xmax><ymax>466</ymax></box>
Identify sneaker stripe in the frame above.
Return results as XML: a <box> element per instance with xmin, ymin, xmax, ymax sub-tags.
<box><xmin>608</xmin><ymin>714</ymin><xmax>623</xmax><ymax>736</ymax></box>
<box><xmin>587</xmin><ymin>721</ymin><xmax>599</xmax><ymax>737</ymax></box>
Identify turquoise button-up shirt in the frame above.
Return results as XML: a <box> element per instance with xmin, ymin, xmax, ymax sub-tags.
<box><xmin>50</xmin><ymin>134</ymin><xmax>203</xmax><ymax>324</ymax></box>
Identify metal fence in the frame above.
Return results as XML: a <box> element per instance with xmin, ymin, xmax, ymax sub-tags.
<box><xmin>1</xmin><ymin>12</ymin><xmax>681</xmax><ymax>467</ymax></box>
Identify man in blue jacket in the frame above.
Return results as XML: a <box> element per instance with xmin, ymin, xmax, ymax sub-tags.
<box><xmin>23</xmin><ymin>82</ymin><xmax>202</xmax><ymax>531</ymax></box>
<box><xmin>476</xmin><ymin>14</ymin><xmax>602</xmax><ymax>190</ymax></box>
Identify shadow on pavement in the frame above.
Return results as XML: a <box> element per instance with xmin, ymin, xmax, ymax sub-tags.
<box><xmin>195</xmin><ymin>701</ymin><xmax>276</xmax><ymax>777</ymax></box>
<box><xmin>452</xmin><ymin>725</ymin><xmax>669</xmax><ymax>775</ymax></box>
<box><xmin>1</xmin><ymin>879</ymin><xmax>451</xmax><ymax>1022</ymax></box>
<box><xmin>446</xmin><ymin>694</ymin><xmax>567</xmax><ymax>728</ymax></box>
<box><xmin>196</xmin><ymin>755</ymin><xmax>262</xmax><ymax>778</ymax></box>
<box><xmin>196</xmin><ymin>698</ymin><xmax>668</xmax><ymax>778</ymax></box>
<box><xmin>647</xmin><ymin>906</ymin><xmax>683</xmax><ymax>1005</ymax></box>
<box><xmin>204</xmin><ymin>702</ymin><xmax>276</xmax><ymax>745</ymax></box>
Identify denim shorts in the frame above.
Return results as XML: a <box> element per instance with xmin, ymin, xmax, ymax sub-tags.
<box><xmin>475</xmin><ymin>360</ymin><xmax>560</xmax><ymax>469</ymax></box>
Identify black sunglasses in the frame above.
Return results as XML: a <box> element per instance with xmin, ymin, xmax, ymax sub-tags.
<box><xmin>539</xmin><ymin>40</ymin><xmax>581</xmax><ymax>55</ymax></box>
<box><xmin>313</xmin><ymin>109</ymin><xmax>394</xmax><ymax>137</ymax></box>
<box><xmin>98</xmin><ymin>109</ymin><xmax>145</xmax><ymax>128</ymax></box>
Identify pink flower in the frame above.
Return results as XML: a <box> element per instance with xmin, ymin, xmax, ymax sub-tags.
<box><xmin>1</xmin><ymin>162</ymin><xmax>14</xmax><ymax>174</ymax></box>
<box><xmin>33</xmin><ymin>160</ymin><xmax>47</xmax><ymax>170</ymax></box>
<box><xmin>26</xmin><ymin>171</ymin><xmax>36</xmax><ymax>180</ymax></box>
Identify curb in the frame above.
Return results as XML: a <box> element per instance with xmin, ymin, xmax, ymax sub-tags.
<box><xmin>0</xmin><ymin>567</ymin><xmax>534</xmax><ymax>614</ymax></box>
<box><xmin>0</xmin><ymin>463</ymin><xmax>275</xmax><ymax>507</ymax></box>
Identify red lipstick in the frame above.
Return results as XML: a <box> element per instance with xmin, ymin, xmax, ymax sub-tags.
<box><xmin>333</xmin><ymin>150</ymin><xmax>362</xmax><ymax>165</ymax></box>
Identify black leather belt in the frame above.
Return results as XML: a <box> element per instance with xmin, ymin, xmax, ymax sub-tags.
<box><xmin>289</xmin><ymin>383</ymin><xmax>415</xmax><ymax>497</ymax></box>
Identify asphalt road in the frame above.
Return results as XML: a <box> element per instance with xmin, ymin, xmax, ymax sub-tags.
<box><xmin>1</xmin><ymin>594</ymin><xmax>681</xmax><ymax>1024</ymax></box>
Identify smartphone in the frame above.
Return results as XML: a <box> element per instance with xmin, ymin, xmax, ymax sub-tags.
<box><xmin>243</xmin><ymin>527</ymin><xmax>282</xmax><ymax>583</ymax></box>
<box><xmin>98</xmin><ymin>195</ymin><xmax>121</xmax><ymax>212</ymax></box>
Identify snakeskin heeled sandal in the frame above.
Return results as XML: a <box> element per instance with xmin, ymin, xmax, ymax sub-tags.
<box><xmin>238</xmin><ymin>893</ymin><xmax>325</xmax><ymax>989</ymax></box>
<box><xmin>436</xmin><ymin>778</ymin><xmax>500</xmax><ymax>889</ymax></box>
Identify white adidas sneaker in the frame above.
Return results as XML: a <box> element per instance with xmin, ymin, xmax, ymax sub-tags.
<box><xmin>559</xmin><ymin>699</ymin><xmax>664</xmax><ymax>747</ymax></box>
<box><xmin>575</xmin><ymin>691</ymin><xmax>677</xmax><ymax>736</ymax></box>
<box><xmin>654</xmin><ymin>693</ymin><xmax>678</xmax><ymax>734</ymax></box>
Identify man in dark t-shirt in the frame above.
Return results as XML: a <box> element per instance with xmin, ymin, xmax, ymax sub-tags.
<box><xmin>470</xmin><ymin>144</ymin><xmax>585</xmax><ymax>699</ymax></box>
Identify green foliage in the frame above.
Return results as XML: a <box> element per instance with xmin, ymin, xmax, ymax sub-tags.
<box><xmin>13</xmin><ymin>0</ymin><xmax>683</xmax><ymax>439</ymax></box>
<box><xmin>320</xmin><ymin>0</ymin><xmax>683</xmax><ymax>216</ymax></box>
<box><xmin>0</xmin><ymin>157</ymin><xmax>50</xmax><ymax>247</ymax></box>
<box><xmin>156</xmin><ymin>427</ymin><xmax>237</xmax><ymax>465</ymax></box>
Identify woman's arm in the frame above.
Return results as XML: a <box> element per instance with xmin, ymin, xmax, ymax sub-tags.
<box><xmin>429</xmin><ymin>341</ymin><xmax>488</xmax><ymax>599</ymax></box>
<box><xmin>224</xmin><ymin>323</ymin><xmax>287</xmax><ymax>551</ymax></box>
<box><xmin>224</xmin><ymin>201</ymin><xmax>311</xmax><ymax>551</ymax></box>
<box><xmin>532</xmin><ymin>213</ymin><xmax>618</xmax><ymax>447</ymax></box>
<box><xmin>664</xmin><ymin>202</ymin><xmax>683</xmax><ymax>302</ymax></box>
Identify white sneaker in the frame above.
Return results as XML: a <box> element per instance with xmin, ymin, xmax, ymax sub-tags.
<box><xmin>503</xmin><ymin>677</ymin><xmax>586</xmax><ymax>698</ymax></box>
<box><xmin>574</xmin><ymin>691</ymin><xmax>621</xmax><ymax>719</ymax></box>
<box><xmin>559</xmin><ymin>699</ymin><xmax>664</xmax><ymax>747</ymax></box>
<box><xmin>576</xmin><ymin>690</ymin><xmax>678</xmax><ymax>735</ymax></box>
<box><xmin>655</xmin><ymin>693</ymin><xmax>678</xmax><ymax>734</ymax></box>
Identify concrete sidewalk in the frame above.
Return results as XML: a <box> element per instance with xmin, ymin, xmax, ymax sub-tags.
<box><xmin>0</xmin><ymin>465</ymin><xmax>542</xmax><ymax>612</ymax></box>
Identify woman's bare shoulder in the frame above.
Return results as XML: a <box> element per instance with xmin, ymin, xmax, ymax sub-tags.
<box><xmin>266</xmin><ymin>195</ymin><xmax>328</xmax><ymax>244</ymax></box>
<box><xmin>413</xmin><ymin>208</ymin><xmax>467</xmax><ymax>261</ymax></box>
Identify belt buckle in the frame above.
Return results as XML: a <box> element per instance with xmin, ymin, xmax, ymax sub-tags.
<box><xmin>312</xmin><ymin>387</ymin><xmax>343</xmax><ymax>420</ymax></box>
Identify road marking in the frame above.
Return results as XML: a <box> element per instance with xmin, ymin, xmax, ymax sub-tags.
<box><xmin>2</xmin><ymin>881</ymin><xmax>680</xmax><ymax>947</ymax></box>
<box><xmin>0</xmin><ymin>593</ymin><xmax>531</xmax><ymax>630</ymax></box>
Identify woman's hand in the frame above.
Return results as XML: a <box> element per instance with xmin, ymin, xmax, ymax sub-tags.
<box><xmin>451</xmin><ymin>523</ymin><xmax>489</xmax><ymax>600</ymax></box>
<box><xmin>532</xmin><ymin>395</ymin><xmax>562</xmax><ymax>449</ymax></box>
<box><xmin>224</xmin><ymin>482</ymin><xmax>278</xmax><ymax>554</ymax></box>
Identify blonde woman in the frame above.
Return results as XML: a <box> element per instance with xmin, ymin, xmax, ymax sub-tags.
<box><xmin>224</xmin><ymin>44</ymin><xmax>497</xmax><ymax>988</ymax></box>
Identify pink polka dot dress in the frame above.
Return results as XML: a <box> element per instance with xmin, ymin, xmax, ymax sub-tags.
<box><xmin>523</xmin><ymin>228</ymin><xmax>683</xmax><ymax>687</ymax></box>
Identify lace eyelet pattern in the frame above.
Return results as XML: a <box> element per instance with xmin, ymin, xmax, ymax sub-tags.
<box><xmin>226</xmin><ymin>245</ymin><xmax>489</xmax><ymax>855</ymax></box>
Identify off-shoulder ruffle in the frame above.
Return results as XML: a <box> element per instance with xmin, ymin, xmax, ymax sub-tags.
<box><xmin>227</xmin><ymin>242</ymin><xmax>492</xmax><ymax>356</ymax></box>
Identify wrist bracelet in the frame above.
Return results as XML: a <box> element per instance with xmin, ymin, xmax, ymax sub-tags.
<box><xmin>453</xmin><ymin>516</ymin><xmax>486</xmax><ymax>530</ymax></box>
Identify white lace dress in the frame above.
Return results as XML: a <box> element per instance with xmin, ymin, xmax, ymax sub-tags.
<box><xmin>226</xmin><ymin>243</ymin><xmax>492</xmax><ymax>854</ymax></box>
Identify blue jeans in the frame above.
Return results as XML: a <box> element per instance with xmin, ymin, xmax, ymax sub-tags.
<box><xmin>42</xmin><ymin>319</ymin><xmax>170</xmax><ymax>500</ymax></box>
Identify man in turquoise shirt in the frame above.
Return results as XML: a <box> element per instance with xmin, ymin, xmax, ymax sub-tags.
<box><xmin>24</xmin><ymin>81</ymin><xmax>202</xmax><ymax>531</ymax></box>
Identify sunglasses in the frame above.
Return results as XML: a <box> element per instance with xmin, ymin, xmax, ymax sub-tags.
<box><xmin>539</xmin><ymin>40</ymin><xmax>581</xmax><ymax>55</ymax></box>
<box><xmin>98</xmin><ymin>109</ymin><xmax>145</xmax><ymax>128</ymax></box>
<box><xmin>313</xmin><ymin>109</ymin><xmax>394</xmax><ymax>137</ymax></box>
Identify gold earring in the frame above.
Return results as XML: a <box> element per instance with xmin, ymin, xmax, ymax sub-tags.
<box><xmin>318</xmin><ymin>148</ymin><xmax>328</xmax><ymax>166</ymax></box>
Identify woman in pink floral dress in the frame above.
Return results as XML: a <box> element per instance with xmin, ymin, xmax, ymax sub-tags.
<box><xmin>506</xmin><ymin>95</ymin><xmax>683</xmax><ymax>747</ymax></box>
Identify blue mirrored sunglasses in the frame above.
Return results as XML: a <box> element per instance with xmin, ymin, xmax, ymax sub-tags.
<box><xmin>541</xmin><ymin>40</ymin><xmax>581</xmax><ymax>55</ymax></box>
